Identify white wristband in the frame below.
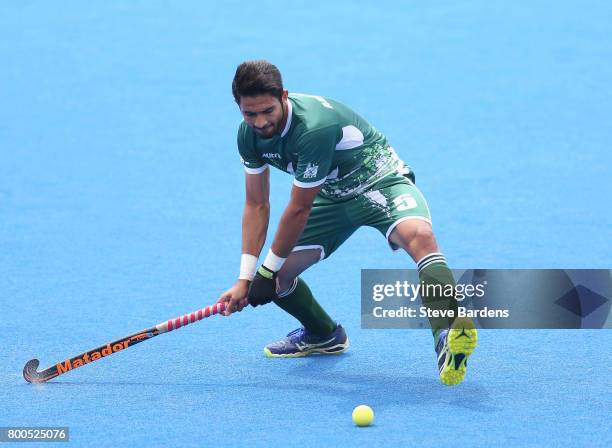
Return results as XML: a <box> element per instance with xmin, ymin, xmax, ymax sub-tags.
<box><xmin>263</xmin><ymin>249</ymin><xmax>287</xmax><ymax>272</ymax></box>
<box><xmin>239</xmin><ymin>254</ymin><xmax>258</xmax><ymax>281</ymax></box>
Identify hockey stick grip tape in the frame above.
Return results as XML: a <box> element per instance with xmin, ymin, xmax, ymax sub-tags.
<box><xmin>164</xmin><ymin>303</ymin><xmax>225</xmax><ymax>331</ymax></box>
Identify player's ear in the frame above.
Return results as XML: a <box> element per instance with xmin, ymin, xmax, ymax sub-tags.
<box><xmin>281</xmin><ymin>90</ymin><xmax>289</xmax><ymax>101</ymax></box>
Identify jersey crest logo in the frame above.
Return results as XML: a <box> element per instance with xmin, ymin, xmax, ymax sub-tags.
<box><xmin>303</xmin><ymin>163</ymin><xmax>319</xmax><ymax>179</ymax></box>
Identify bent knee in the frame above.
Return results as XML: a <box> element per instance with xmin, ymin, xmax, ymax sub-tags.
<box><xmin>392</xmin><ymin>220</ymin><xmax>438</xmax><ymax>253</ymax></box>
<box><xmin>412</xmin><ymin>224</ymin><xmax>435</xmax><ymax>246</ymax></box>
<box><xmin>411</xmin><ymin>226</ymin><xmax>438</xmax><ymax>254</ymax></box>
<box><xmin>275</xmin><ymin>248</ymin><xmax>322</xmax><ymax>291</ymax></box>
<box><xmin>276</xmin><ymin>272</ymin><xmax>297</xmax><ymax>293</ymax></box>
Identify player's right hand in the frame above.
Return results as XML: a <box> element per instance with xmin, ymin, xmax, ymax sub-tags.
<box><xmin>217</xmin><ymin>280</ymin><xmax>250</xmax><ymax>316</ymax></box>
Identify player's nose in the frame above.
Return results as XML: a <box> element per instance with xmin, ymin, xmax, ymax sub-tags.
<box><xmin>254</xmin><ymin>115</ymin><xmax>268</xmax><ymax>129</ymax></box>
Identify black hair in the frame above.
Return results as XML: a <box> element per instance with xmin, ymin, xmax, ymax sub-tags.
<box><xmin>232</xmin><ymin>60</ymin><xmax>284</xmax><ymax>104</ymax></box>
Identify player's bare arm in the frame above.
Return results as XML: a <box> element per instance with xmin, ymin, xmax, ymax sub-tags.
<box><xmin>242</xmin><ymin>168</ymin><xmax>271</xmax><ymax>256</ymax></box>
<box><xmin>218</xmin><ymin>169</ymin><xmax>270</xmax><ymax>315</ymax></box>
<box><xmin>270</xmin><ymin>184</ymin><xmax>322</xmax><ymax>258</ymax></box>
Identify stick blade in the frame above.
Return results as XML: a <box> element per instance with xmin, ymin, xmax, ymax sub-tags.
<box><xmin>23</xmin><ymin>359</ymin><xmax>43</xmax><ymax>383</ymax></box>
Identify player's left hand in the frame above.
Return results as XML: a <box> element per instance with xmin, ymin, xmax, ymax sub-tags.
<box><xmin>248</xmin><ymin>265</ymin><xmax>278</xmax><ymax>307</ymax></box>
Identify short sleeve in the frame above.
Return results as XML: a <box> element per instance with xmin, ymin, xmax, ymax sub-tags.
<box><xmin>237</xmin><ymin>124</ymin><xmax>268</xmax><ymax>174</ymax></box>
<box><xmin>293</xmin><ymin>126</ymin><xmax>338</xmax><ymax>188</ymax></box>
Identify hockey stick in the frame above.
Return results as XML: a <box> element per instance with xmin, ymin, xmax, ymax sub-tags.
<box><xmin>23</xmin><ymin>302</ymin><xmax>227</xmax><ymax>383</ymax></box>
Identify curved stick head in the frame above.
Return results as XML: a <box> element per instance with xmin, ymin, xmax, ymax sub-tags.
<box><xmin>23</xmin><ymin>359</ymin><xmax>43</xmax><ymax>383</ymax></box>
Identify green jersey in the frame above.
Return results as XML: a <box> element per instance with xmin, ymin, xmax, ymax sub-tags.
<box><xmin>237</xmin><ymin>93</ymin><xmax>411</xmax><ymax>201</ymax></box>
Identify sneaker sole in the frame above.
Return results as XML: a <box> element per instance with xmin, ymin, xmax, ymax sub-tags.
<box><xmin>440</xmin><ymin>318</ymin><xmax>478</xmax><ymax>386</ymax></box>
<box><xmin>263</xmin><ymin>339</ymin><xmax>350</xmax><ymax>358</ymax></box>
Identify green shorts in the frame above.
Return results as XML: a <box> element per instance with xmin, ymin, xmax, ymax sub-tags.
<box><xmin>294</xmin><ymin>173</ymin><xmax>431</xmax><ymax>260</ymax></box>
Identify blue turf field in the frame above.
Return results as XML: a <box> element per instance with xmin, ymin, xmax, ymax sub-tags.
<box><xmin>1</xmin><ymin>1</ymin><xmax>611</xmax><ymax>446</ymax></box>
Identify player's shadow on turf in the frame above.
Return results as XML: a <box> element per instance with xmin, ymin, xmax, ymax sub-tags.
<box><xmin>276</xmin><ymin>357</ymin><xmax>499</xmax><ymax>413</ymax></box>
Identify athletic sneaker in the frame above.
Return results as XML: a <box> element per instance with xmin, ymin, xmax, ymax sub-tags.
<box><xmin>435</xmin><ymin>318</ymin><xmax>478</xmax><ymax>385</ymax></box>
<box><xmin>263</xmin><ymin>323</ymin><xmax>349</xmax><ymax>358</ymax></box>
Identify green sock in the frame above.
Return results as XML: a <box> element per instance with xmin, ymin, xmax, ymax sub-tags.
<box><xmin>273</xmin><ymin>277</ymin><xmax>336</xmax><ymax>337</ymax></box>
<box><xmin>417</xmin><ymin>253</ymin><xmax>458</xmax><ymax>346</ymax></box>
